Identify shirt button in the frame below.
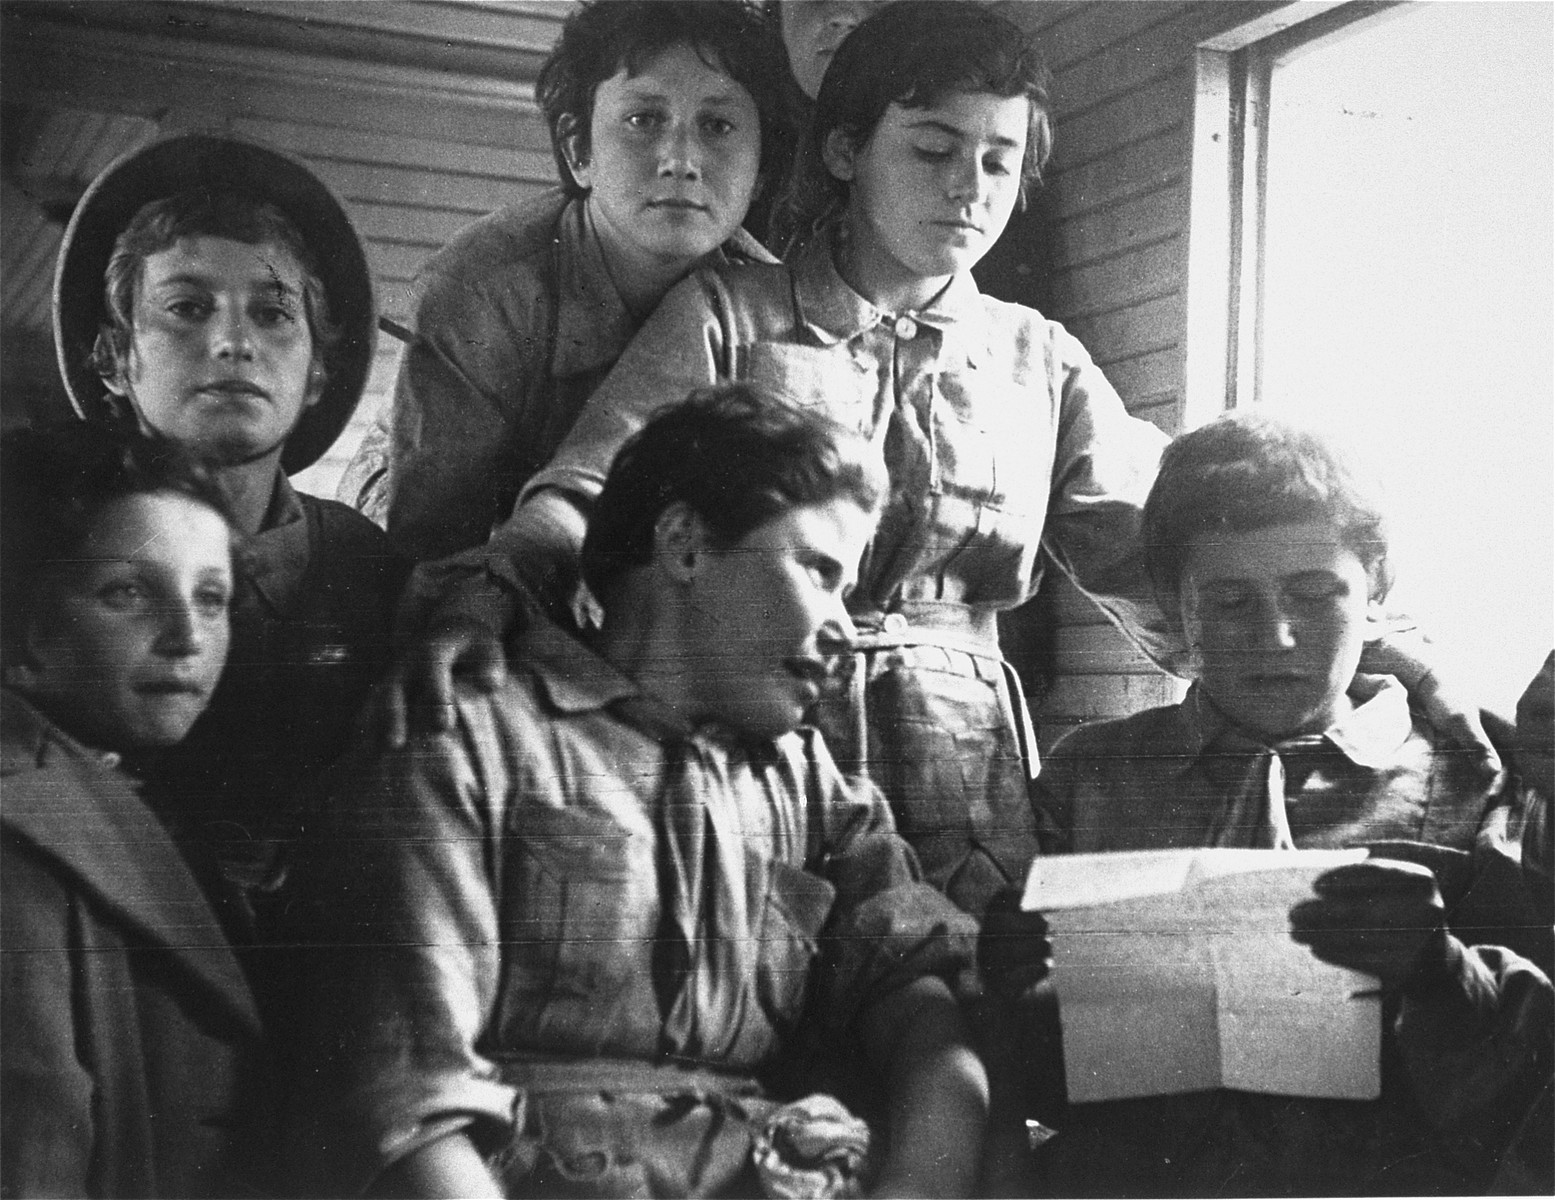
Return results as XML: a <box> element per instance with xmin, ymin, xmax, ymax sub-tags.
<box><xmin>893</xmin><ymin>315</ymin><xmax>918</xmax><ymax>340</ymax></box>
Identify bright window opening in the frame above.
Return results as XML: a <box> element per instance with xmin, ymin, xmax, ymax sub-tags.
<box><xmin>1213</xmin><ymin>2</ymin><xmax>1553</xmax><ymax>715</ymax></box>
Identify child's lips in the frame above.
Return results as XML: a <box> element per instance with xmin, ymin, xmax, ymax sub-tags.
<box><xmin>195</xmin><ymin>379</ymin><xmax>269</xmax><ymax>401</ymax></box>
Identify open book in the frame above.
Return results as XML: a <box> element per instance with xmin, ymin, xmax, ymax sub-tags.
<box><xmin>1023</xmin><ymin>848</ymin><xmax>1382</xmax><ymax>1104</ymax></box>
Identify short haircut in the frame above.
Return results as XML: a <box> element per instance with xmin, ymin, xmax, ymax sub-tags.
<box><xmin>781</xmin><ymin>0</ymin><xmax>1054</xmax><ymax>242</ymax></box>
<box><xmin>580</xmin><ymin>383</ymin><xmax>886</xmax><ymax>600</ymax></box>
<box><xmin>535</xmin><ymin>0</ymin><xmax>791</xmax><ymax>199</ymax></box>
<box><xmin>91</xmin><ymin>189</ymin><xmax>340</xmax><ymax>393</ymax></box>
<box><xmin>1141</xmin><ymin>410</ymin><xmax>1393</xmax><ymax>602</ymax></box>
<box><xmin>0</xmin><ymin>422</ymin><xmax>236</xmax><ymax>668</ymax></box>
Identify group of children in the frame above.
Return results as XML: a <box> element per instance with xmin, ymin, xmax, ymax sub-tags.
<box><xmin>0</xmin><ymin>2</ymin><xmax>1548</xmax><ymax>1197</ymax></box>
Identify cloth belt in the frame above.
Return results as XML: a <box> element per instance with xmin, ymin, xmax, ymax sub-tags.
<box><xmin>496</xmin><ymin>1055</ymin><xmax>764</xmax><ymax>1099</ymax></box>
<box><xmin>844</xmin><ymin>601</ymin><xmax>1041</xmax><ymax>781</ymax></box>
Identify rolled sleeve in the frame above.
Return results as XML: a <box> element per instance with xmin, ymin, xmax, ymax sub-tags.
<box><xmin>284</xmin><ymin>711</ymin><xmax>518</xmax><ymax>1195</ymax></box>
<box><xmin>801</xmin><ymin>735</ymin><xmax>978</xmax><ymax>1034</ymax></box>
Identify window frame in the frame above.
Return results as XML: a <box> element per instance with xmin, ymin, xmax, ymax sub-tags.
<box><xmin>1183</xmin><ymin>1</ymin><xmax>1406</xmax><ymax>428</ymax></box>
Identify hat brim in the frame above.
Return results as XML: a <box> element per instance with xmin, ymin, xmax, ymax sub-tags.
<box><xmin>53</xmin><ymin>132</ymin><xmax>376</xmax><ymax>475</ymax></box>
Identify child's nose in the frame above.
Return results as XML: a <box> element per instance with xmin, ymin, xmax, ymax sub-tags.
<box><xmin>155</xmin><ymin>600</ymin><xmax>206</xmax><ymax>657</ymax></box>
<box><xmin>657</xmin><ymin>123</ymin><xmax>702</xmax><ymax>179</ymax></box>
<box><xmin>213</xmin><ymin>310</ymin><xmax>256</xmax><ymax>361</ymax></box>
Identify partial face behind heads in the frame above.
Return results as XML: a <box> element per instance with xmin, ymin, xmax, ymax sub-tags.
<box><xmin>574</xmin><ymin>42</ymin><xmax>762</xmax><ymax>277</ymax></box>
<box><xmin>682</xmin><ymin>496</ymin><xmax>874</xmax><ymax>740</ymax></box>
<box><xmin>780</xmin><ymin>0</ymin><xmax>890</xmax><ymax>100</ymax></box>
<box><xmin>826</xmin><ymin>90</ymin><xmax>1029</xmax><ymax>312</ymax></box>
<box><xmin>1180</xmin><ymin>520</ymin><xmax>1374</xmax><ymax>740</ymax></box>
<box><xmin>22</xmin><ymin>492</ymin><xmax>232</xmax><ymax>752</ymax></box>
<box><xmin>108</xmin><ymin>235</ymin><xmax>319</xmax><ymax>466</ymax></box>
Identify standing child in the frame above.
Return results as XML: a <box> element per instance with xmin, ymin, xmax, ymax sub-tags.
<box><xmin>397</xmin><ymin>0</ymin><xmax>1491</xmax><ymax>921</ymax></box>
<box><xmin>339</xmin><ymin>0</ymin><xmax>788</xmax><ymax>561</ymax></box>
<box><xmin>53</xmin><ymin>133</ymin><xmax>406</xmax><ymax>945</ymax></box>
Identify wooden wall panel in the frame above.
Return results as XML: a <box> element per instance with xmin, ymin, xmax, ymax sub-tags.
<box><xmin>993</xmin><ymin>1</ymin><xmax>1290</xmax><ymax>743</ymax></box>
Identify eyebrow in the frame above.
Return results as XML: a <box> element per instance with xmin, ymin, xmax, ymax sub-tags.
<box><xmin>904</xmin><ymin>118</ymin><xmax>1023</xmax><ymax>151</ymax></box>
<box><xmin>145</xmin><ymin>271</ymin><xmax>301</xmax><ymax>297</ymax></box>
<box><xmin>613</xmin><ymin>79</ymin><xmax>747</xmax><ymax>104</ymax></box>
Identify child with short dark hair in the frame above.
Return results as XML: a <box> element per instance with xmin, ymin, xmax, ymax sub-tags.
<box><xmin>286</xmin><ymin>386</ymin><xmax>985</xmax><ymax>1197</ymax></box>
<box><xmin>1039</xmin><ymin>410</ymin><xmax>1493</xmax><ymax>855</ymax></box>
<box><xmin>340</xmin><ymin>0</ymin><xmax>787</xmax><ymax>560</ymax></box>
<box><xmin>1</xmin><ymin>422</ymin><xmax>262</xmax><ymax>1198</ymax></box>
<box><xmin>1014</xmin><ymin>411</ymin><xmax>1525</xmax><ymax>1195</ymax></box>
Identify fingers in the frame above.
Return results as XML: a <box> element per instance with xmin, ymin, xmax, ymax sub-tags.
<box><xmin>978</xmin><ymin>889</ymin><xmax>1053</xmax><ymax>996</ymax></box>
<box><xmin>1311</xmin><ymin>859</ymin><xmax>1438</xmax><ymax>898</ymax></box>
<box><xmin>467</xmin><ymin>632</ymin><xmax>507</xmax><ymax>693</ymax></box>
<box><xmin>375</xmin><ymin>621</ymin><xmax>510</xmax><ymax>747</ymax></box>
<box><xmin>1443</xmin><ymin>712</ymin><xmax>1504</xmax><ymax>784</ymax></box>
<box><xmin>1289</xmin><ymin>866</ymin><xmax>1448</xmax><ymax>990</ymax></box>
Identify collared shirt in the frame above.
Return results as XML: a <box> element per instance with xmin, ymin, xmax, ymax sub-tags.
<box><xmin>1036</xmin><ymin>675</ymin><xmax>1497</xmax><ymax>855</ymax></box>
<box><xmin>341</xmin><ymin>189</ymin><xmax>774</xmax><ymax>561</ymax></box>
<box><xmin>283</xmin><ymin>618</ymin><xmax>975</xmax><ymax>1195</ymax></box>
<box><xmin>496</xmin><ymin>227</ymin><xmax>1172</xmax><ymax>662</ymax></box>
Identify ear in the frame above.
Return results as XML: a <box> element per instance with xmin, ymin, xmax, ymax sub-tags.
<box><xmin>96</xmin><ymin>328</ymin><xmax>132</xmax><ymax>400</ymax></box>
<box><xmin>559</xmin><ymin>115</ymin><xmax>593</xmax><ymax>191</ymax></box>
<box><xmin>16</xmin><ymin>613</ymin><xmax>61</xmax><ymax>683</ymax></box>
<box><xmin>1172</xmin><ymin>587</ymin><xmax>1205</xmax><ymax>678</ymax></box>
<box><xmin>654</xmin><ymin>501</ymin><xmax>710</xmax><ymax>584</ymax></box>
<box><xmin>822</xmin><ymin>128</ymin><xmax>858</xmax><ymax>183</ymax></box>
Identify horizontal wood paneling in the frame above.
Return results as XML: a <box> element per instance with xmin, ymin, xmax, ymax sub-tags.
<box><xmin>1002</xmin><ymin>2</ymin><xmax>1287</xmax><ymax>735</ymax></box>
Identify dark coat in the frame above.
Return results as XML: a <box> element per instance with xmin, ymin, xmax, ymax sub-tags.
<box><xmin>1</xmin><ymin>690</ymin><xmax>264</xmax><ymax>1198</ymax></box>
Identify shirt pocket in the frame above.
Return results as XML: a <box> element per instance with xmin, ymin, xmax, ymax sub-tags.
<box><xmin>930</xmin><ymin>372</ymin><xmax>1050</xmax><ymax>522</ymax></box>
<box><xmin>752</xmin><ymin>856</ymin><xmax>836</xmax><ymax>1035</ymax></box>
<box><xmin>744</xmin><ymin>343</ymin><xmax>877</xmax><ymax>429</ymax></box>
<box><xmin>494</xmin><ymin>805</ymin><xmax>654</xmax><ymax>1040</ymax></box>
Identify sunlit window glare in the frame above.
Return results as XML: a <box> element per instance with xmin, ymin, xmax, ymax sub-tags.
<box><xmin>1257</xmin><ymin>1</ymin><xmax>1553</xmax><ymax>715</ymax></box>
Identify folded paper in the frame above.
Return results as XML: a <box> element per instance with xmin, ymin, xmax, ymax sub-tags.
<box><xmin>1024</xmin><ymin>848</ymin><xmax>1381</xmax><ymax>1103</ymax></box>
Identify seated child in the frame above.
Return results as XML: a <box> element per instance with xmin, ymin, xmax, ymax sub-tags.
<box><xmin>1</xmin><ymin>423</ymin><xmax>262</xmax><ymax>1198</ymax></box>
<box><xmin>1039</xmin><ymin>411</ymin><xmax>1500</xmax><ymax>857</ymax></box>
<box><xmin>53</xmin><ymin>133</ymin><xmax>407</xmax><ymax>933</ymax></box>
<box><xmin>283</xmin><ymin>387</ymin><xmax>986</xmax><ymax>1198</ymax></box>
<box><xmin>1013</xmin><ymin>412</ymin><xmax>1515</xmax><ymax>1195</ymax></box>
<box><xmin>340</xmin><ymin>0</ymin><xmax>785</xmax><ymax>560</ymax></box>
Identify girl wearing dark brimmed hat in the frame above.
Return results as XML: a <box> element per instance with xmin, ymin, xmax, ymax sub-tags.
<box><xmin>52</xmin><ymin>132</ymin><xmax>407</xmax><ymax>989</ymax></box>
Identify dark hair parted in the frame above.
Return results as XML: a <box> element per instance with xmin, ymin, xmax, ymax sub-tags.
<box><xmin>91</xmin><ymin>190</ymin><xmax>340</xmax><ymax>396</ymax></box>
<box><xmin>580</xmin><ymin>383</ymin><xmax>885</xmax><ymax>600</ymax></box>
<box><xmin>536</xmin><ymin>0</ymin><xmax>790</xmax><ymax>199</ymax></box>
<box><xmin>1141</xmin><ymin>411</ymin><xmax>1393</xmax><ymax>604</ymax></box>
<box><xmin>780</xmin><ymin>0</ymin><xmax>1053</xmax><ymax>242</ymax></box>
<box><xmin>1</xmin><ymin>422</ymin><xmax>237</xmax><ymax>668</ymax></box>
